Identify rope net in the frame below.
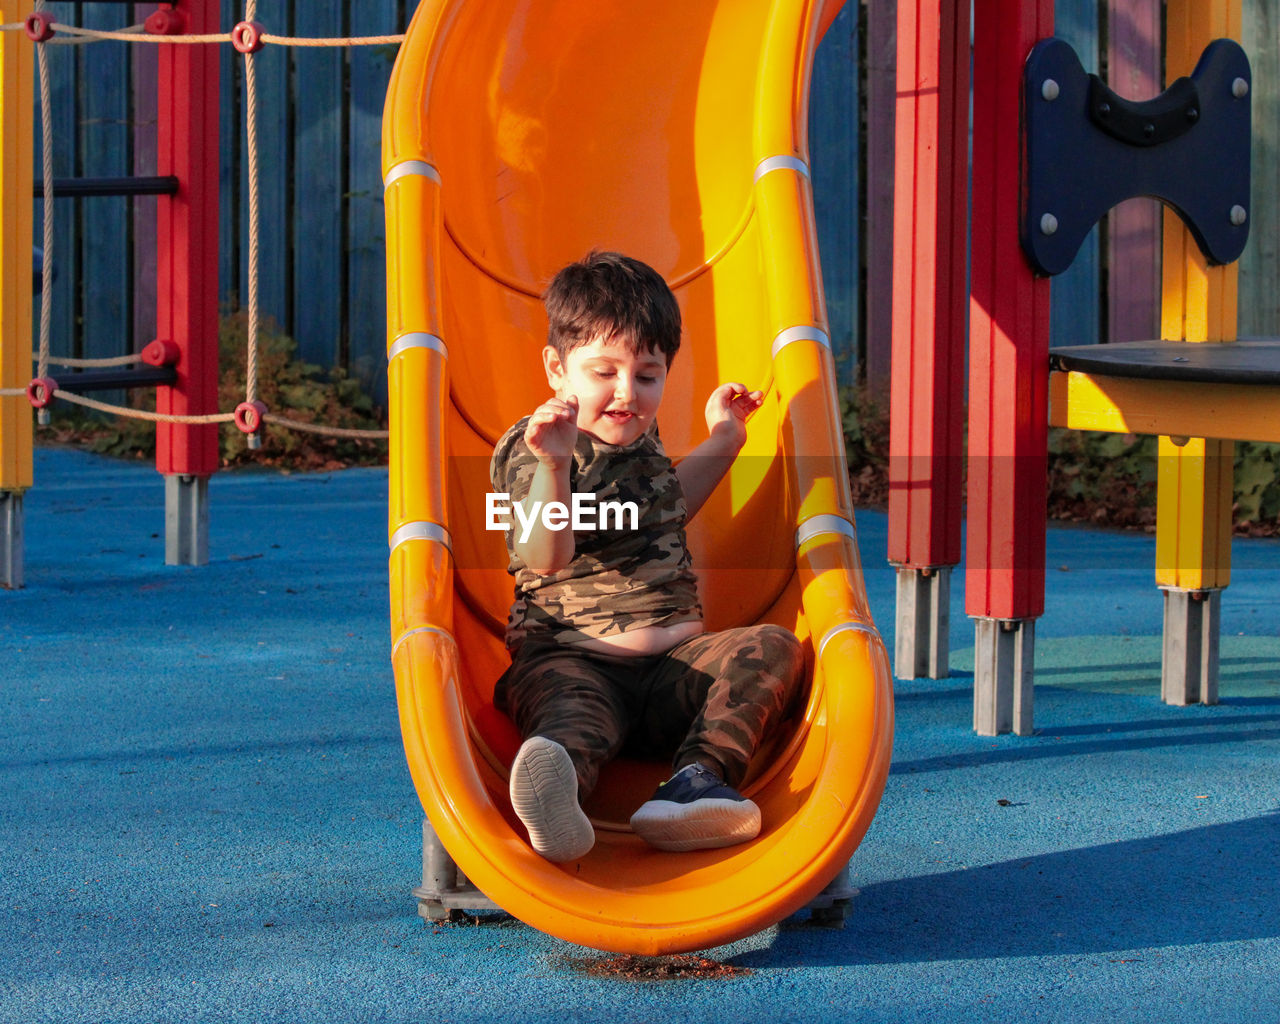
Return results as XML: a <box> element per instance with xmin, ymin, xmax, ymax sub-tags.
<box><xmin>8</xmin><ymin>3</ymin><xmax>399</xmax><ymax>445</ymax></box>
<box><xmin>46</xmin><ymin>23</ymin><xmax>406</xmax><ymax>46</ymax></box>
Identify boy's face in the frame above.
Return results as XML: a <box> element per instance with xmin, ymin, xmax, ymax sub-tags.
<box><xmin>542</xmin><ymin>334</ymin><xmax>667</xmax><ymax>447</ymax></box>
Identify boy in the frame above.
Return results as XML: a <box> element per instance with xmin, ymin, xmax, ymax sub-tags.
<box><xmin>490</xmin><ymin>251</ymin><xmax>804</xmax><ymax>862</ymax></box>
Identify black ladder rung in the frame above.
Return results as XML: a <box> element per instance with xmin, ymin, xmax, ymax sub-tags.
<box><xmin>33</xmin><ymin>176</ymin><xmax>180</xmax><ymax>199</ymax></box>
<box><xmin>51</xmin><ymin>366</ymin><xmax>177</xmax><ymax>393</ymax></box>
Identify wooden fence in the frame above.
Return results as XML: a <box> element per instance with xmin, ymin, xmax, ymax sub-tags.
<box><xmin>30</xmin><ymin>0</ymin><xmax>1280</xmax><ymax>404</ymax></box>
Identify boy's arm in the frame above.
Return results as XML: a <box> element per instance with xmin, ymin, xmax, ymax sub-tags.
<box><xmin>515</xmin><ymin>458</ymin><xmax>575</xmax><ymax>573</ymax></box>
<box><xmin>513</xmin><ymin>396</ymin><xmax>578</xmax><ymax>574</ymax></box>
<box><xmin>676</xmin><ymin>383</ymin><xmax>763</xmax><ymax>521</ymax></box>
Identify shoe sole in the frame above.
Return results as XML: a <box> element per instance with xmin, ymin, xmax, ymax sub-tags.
<box><xmin>509</xmin><ymin>737</ymin><xmax>595</xmax><ymax>862</ymax></box>
<box><xmin>630</xmin><ymin>797</ymin><xmax>761</xmax><ymax>852</ymax></box>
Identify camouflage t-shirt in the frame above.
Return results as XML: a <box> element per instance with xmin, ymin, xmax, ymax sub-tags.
<box><xmin>490</xmin><ymin>416</ymin><xmax>703</xmax><ymax>651</ymax></box>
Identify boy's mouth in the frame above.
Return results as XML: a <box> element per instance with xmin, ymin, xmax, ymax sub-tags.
<box><xmin>603</xmin><ymin>410</ymin><xmax>635</xmax><ymax>423</ymax></box>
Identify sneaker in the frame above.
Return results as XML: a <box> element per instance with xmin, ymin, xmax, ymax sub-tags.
<box><xmin>629</xmin><ymin>763</ymin><xmax>761</xmax><ymax>852</ymax></box>
<box><xmin>509</xmin><ymin>737</ymin><xmax>595</xmax><ymax>862</ymax></box>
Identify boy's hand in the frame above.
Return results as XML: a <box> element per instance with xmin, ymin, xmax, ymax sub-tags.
<box><xmin>704</xmin><ymin>382</ymin><xmax>764</xmax><ymax>449</ymax></box>
<box><xmin>525</xmin><ymin>395</ymin><xmax>579</xmax><ymax>466</ymax></box>
<box><xmin>678</xmin><ymin>382</ymin><xmax>765</xmax><ymax>521</ymax></box>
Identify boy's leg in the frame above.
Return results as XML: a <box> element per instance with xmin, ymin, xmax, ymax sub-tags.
<box><xmin>501</xmin><ymin>645</ymin><xmax>634</xmax><ymax>862</ymax></box>
<box><xmin>642</xmin><ymin>624</ymin><xmax>805</xmax><ymax>786</ymax></box>
<box><xmin>500</xmin><ymin>644</ymin><xmax>631</xmax><ymax>799</ymax></box>
<box><xmin>628</xmin><ymin>624</ymin><xmax>804</xmax><ymax>851</ymax></box>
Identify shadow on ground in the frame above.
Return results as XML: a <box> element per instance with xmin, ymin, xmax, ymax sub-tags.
<box><xmin>740</xmin><ymin>810</ymin><xmax>1280</xmax><ymax>967</ymax></box>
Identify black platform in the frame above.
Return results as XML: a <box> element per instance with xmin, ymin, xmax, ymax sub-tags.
<box><xmin>1050</xmin><ymin>339</ymin><xmax>1280</xmax><ymax>386</ymax></box>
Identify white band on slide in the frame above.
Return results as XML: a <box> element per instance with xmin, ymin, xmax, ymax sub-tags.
<box><xmin>383</xmin><ymin>159</ymin><xmax>442</xmax><ymax>190</ymax></box>
<box><xmin>817</xmin><ymin>620</ymin><xmax>882</xmax><ymax>660</ymax></box>
<box><xmin>771</xmin><ymin>325</ymin><xmax>830</xmax><ymax>359</ymax></box>
<box><xmin>390</xmin><ymin>520</ymin><xmax>452</xmax><ymax>555</ymax></box>
<box><xmin>795</xmin><ymin>513</ymin><xmax>856</xmax><ymax>549</ymax></box>
<box><xmin>388</xmin><ymin>332</ymin><xmax>448</xmax><ymax>362</ymax></box>
<box><xmin>754</xmin><ymin>155</ymin><xmax>811</xmax><ymax>182</ymax></box>
<box><xmin>391</xmin><ymin>624</ymin><xmax>458</xmax><ymax>657</ymax></box>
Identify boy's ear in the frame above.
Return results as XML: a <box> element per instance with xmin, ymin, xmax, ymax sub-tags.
<box><xmin>542</xmin><ymin>345</ymin><xmax>565</xmax><ymax>390</ymax></box>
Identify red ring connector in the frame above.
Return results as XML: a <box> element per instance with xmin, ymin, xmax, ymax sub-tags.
<box><xmin>231</xmin><ymin>20</ymin><xmax>265</xmax><ymax>53</ymax></box>
<box><xmin>26</xmin><ymin>377</ymin><xmax>58</xmax><ymax>409</ymax></box>
<box><xmin>144</xmin><ymin>8</ymin><xmax>185</xmax><ymax>35</ymax></box>
<box><xmin>234</xmin><ymin>400</ymin><xmax>268</xmax><ymax>435</ymax></box>
<box><xmin>25</xmin><ymin>11</ymin><xmax>56</xmax><ymax>42</ymax></box>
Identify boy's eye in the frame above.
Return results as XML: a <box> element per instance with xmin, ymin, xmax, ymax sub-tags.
<box><xmin>637</xmin><ymin>375</ymin><xmax>657</xmax><ymax>384</ymax></box>
<box><xmin>592</xmin><ymin>370</ymin><xmax>615</xmax><ymax>379</ymax></box>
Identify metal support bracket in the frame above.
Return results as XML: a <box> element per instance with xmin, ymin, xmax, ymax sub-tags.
<box><xmin>973</xmin><ymin>618</ymin><xmax>1035</xmax><ymax>736</ymax></box>
<box><xmin>894</xmin><ymin>566</ymin><xmax>951</xmax><ymax>680</ymax></box>
<box><xmin>164</xmin><ymin>474</ymin><xmax>209</xmax><ymax>566</ymax></box>
<box><xmin>1023</xmin><ymin>37</ymin><xmax>1251</xmax><ymax>276</ymax></box>
<box><xmin>806</xmin><ymin>858</ymin><xmax>860</xmax><ymax>927</ymax></box>
<box><xmin>1</xmin><ymin>491</ymin><xmax>23</xmax><ymax>590</ymax></box>
<box><xmin>1161</xmin><ymin>587</ymin><xmax>1221</xmax><ymax>706</ymax></box>
<box><xmin>413</xmin><ymin>816</ymin><xmax>500</xmax><ymax>922</ymax></box>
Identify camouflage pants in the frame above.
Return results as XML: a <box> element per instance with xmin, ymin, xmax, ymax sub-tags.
<box><xmin>495</xmin><ymin>624</ymin><xmax>805</xmax><ymax>798</ymax></box>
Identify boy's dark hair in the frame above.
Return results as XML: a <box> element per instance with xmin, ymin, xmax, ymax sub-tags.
<box><xmin>543</xmin><ymin>251</ymin><xmax>681</xmax><ymax>366</ymax></box>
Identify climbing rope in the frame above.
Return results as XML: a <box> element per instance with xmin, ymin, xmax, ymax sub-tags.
<box><xmin>46</xmin><ymin>23</ymin><xmax>146</xmax><ymax>45</ymax></box>
<box><xmin>50</xmin><ymin>23</ymin><xmax>230</xmax><ymax>44</ymax></box>
<box><xmin>33</xmin><ymin>0</ymin><xmax>53</xmax><ymax>423</ymax></box>
<box><xmin>259</xmin><ymin>413</ymin><xmax>389</xmax><ymax>440</ymax></box>
<box><xmin>241</xmin><ymin>17</ymin><xmax>258</xmax><ymax>414</ymax></box>
<box><xmin>49</xmin><ymin>23</ymin><xmax>406</xmax><ymax>47</ymax></box>
<box><xmin>52</xmin><ymin>389</ymin><xmax>235</xmax><ymax>425</ymax></box>
<box><xmin>30</xmin><ymin>352</ymin><xmax>142</xmax><ymax>368</ymax></box>
<box><xmin>242</xmin><ymin>0</ymin><xmax>262</xmax><ymax>427</ymax></box>
<box><xmin>5</xmin><ymin>4</ymin><xmax>398</xmax><ymax>443</ymax></box>
<box><xmin>260</xmin><ymin>32</ymin><xmax>407</xmax><ymax>48</ymax></box>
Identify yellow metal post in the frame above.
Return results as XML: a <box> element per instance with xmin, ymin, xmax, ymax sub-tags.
<box><xmin>1</xmin><ymin>1</ymin><xmax>36</xmax><ymax>588</ymax></box>
<box><xmin>1154</xmin><ymin>0</ymin><xmax>1242</xmax><ymax>703</ymax></box>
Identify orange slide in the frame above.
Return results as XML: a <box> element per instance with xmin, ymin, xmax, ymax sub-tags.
<box><xmin>381</xmin><ymin>0</ymin><xmax>893</xmax><ymax>954</ymax></box>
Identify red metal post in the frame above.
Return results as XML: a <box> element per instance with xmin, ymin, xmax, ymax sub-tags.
<box><xmin>888</xmin><ymin>0</ymin><xmax>969</xmax><ymax>571</ymax></box>
<box><xmin>886</xmin><ymin>0</ymin><xmax>969</xmax><ymax>679</ymax></box>
<box><xmin>967</xmin><ymin>0</ymin><xmax>1053</xmax><ymax>622</ymax></box>
<box><xmin>154</xmin><ymin>0</ymin><xmax>220</xmax><ymax>480</ymax></box>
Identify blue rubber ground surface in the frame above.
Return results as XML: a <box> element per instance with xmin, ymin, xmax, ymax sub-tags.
<box><xmin>4</xmin><ymin>446</ymin><xmax>1279</xmax><ymax>1023</ymax></box>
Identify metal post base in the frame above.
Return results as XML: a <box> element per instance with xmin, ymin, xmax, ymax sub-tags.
<box><xmin>973</xmin><ymin>617</ymin><xmax>1035</xmax><ymax>736</ymax></box>
<box><xmin>1161</xmin><ymin>588</ymin><xmax>1220</xmax><ymax>706</ymax></box>
<box><xmin>164</xmin><ymin>474</ymin><xmax>209</xmax><ymax>566</ymax></box>
<box><xmin>1</xmin><ymin>491</ymin><xmax>23</xmax><ymax>590</ymax></box>
<box><xmin>413</xmin><ymin>816</ymin><xmax>500</xmax><ymax>922</ymax></box>
<box><xmin>806</xmin><ymin>858</ymin><xmax>860</xmax><ymax>926</ymax></box>
<box><xmin>894</xmin><ymin>565</ymin><xmax>951</xmax><ymax>679</ymax></box>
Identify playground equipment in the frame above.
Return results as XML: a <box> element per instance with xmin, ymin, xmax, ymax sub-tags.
<box><xmin>891</xmin><ymin>0</ymin><xmax>1272</xmax><ymax>734</ymax></box>
<box><xmin>383</xmin><ymin>0</ymin><xmax>893</xmax><ymax>953</ymax></box>
<box><xmin>1</xmin><ymin>0</ymin><xmax>219</xmax><ymax>584</ymax></box>
<box><xmin>887</xmin><ymin>0</ymin><xmax>968</xmax><ymax>682</ymax></box>
<box><xmin>1</xmin><ymin>0</ymin><xmax>35</xmax><ymax>585</ymax></box>
<box><xmin>0</xmin><ymin>1</ymin><xmax>395</xmax><ymax>588</ymax></box>
<box><xmin>1048</xmin><ymin>2</ymin><xmax>1278</xmax><ymax>710</ymax></box>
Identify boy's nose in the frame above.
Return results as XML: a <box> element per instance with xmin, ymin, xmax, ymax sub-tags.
<box><xmin>613</xmin><ymin>375</ymin><xmax>633</xmax><ymax>401</ymax></box>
